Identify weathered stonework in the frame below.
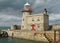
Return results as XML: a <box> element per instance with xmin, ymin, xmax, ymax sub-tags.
<box><xmin>2</xmin><ymin>30</ymin><xmax>60</xmax><ymax>43</ymax></box>
<box><xmin>3</xmin><ymin>30</ymin><xmax>49</xmax><ymax>42</ymax></box>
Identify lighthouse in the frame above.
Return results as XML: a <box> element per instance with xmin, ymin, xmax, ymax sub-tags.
<box><xmin>21</xmin><ymin>2</ymin><xmax>32</xmax><ymax>30</ymax></box>
<box><xmin>22</xmin><ymin>2</ymin><xmax>32</xmax><ymax>15</ymax></box>
<box><xmin>21</xmin><ymin>1</ymin><xmax>49</xmax><ymax>31</ymax></box>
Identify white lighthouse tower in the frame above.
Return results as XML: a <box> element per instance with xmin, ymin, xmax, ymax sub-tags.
<box><xmin>21</xmin><ymin>2</ymin><xmax>32</xmax><ymax>30</ymax></box>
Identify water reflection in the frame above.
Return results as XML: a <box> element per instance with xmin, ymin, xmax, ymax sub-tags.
<box><xmin>0</xmin><ymin>37</ymin><xmax>48</xmax><ymax>43</ymax></box>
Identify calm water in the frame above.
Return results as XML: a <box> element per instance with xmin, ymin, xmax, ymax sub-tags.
<box><xmin>0</xmin><ymin>27</ymin><xmax>10</xmax><ymax>30</ymax></box>
<box><xmin>0</xmin><ymin>38</ymin><xmax>47</xmax><ymax>43</ymax></box>
<box><xmin>0</xmin><ymin>27</ymin><xmax>47</xmax><ymax>43</ymax></box>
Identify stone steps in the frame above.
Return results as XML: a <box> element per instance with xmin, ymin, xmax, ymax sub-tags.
<box><xmin>44</xmin><ymin>33</ymin><xmax>53</xmax><ymax>42</ymax></box>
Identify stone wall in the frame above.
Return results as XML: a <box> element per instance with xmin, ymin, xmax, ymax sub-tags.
<box><xmin>3</xmin><ymin>30</ymin><xmax>60</xmax><ymax>42</ymax></box>
<box><xmin>51</xmin><ymin>24</ymin><xmax>60</xmax><ymax>30</ymax></box>
<box><xmin>3</xmin><ymin>30</ymin><xmax>49</xmax><ymax>42</ymax></box>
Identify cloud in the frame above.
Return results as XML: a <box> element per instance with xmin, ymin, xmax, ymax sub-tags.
<box><xmin>31</xmin><ymin>0</ymin><xmax>60</xmax><ymax>13</ymax></box>
<box><xmin>0</xmin><ymin>14</ymin><xmax>21</xmax><ymax>21</ymax></box>
<box><xmin>0</xmin><ymin>0</ymin><xmax>26</xmax><ymax>10</ymax></box>
<box><xmin>0</xmin><ymin>7</ymin><xmax>22</xmax><ymax>26</ymax></box>
<box><xmin>49</xmin><ymin>13</ymin><xmax>60</xmax><ymax>25</ymax></box>
<box><xmin>0</xmin><ymin>14</ymin><xmax>21</xmax><ymax>26</ymax></box>
<box><xmin>0</xmin><ymin>0</ymin><xmax>60</xmax><ymax>26</ymax></box>
<box><xmin>49</xmin><ymin>13</ymin><xmax>60</xmax><ymax>21</ymax></box>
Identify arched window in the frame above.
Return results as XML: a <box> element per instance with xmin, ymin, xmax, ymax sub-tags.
<box><xmin>37</xmin><ymin>24</ymin><xmax>40</xmax><ymax>28</ymax></box>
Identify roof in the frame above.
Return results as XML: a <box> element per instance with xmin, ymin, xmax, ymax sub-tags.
<box><xmin>24</xmin><ymin>2</ymin><xmax>30</xmax><ymax>6</ymax></box>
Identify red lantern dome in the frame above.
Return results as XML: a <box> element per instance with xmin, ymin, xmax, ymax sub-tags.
<box><xmin>22</xmin><ymin>8</ymin><xmax>32</xmax><ymax>12</ymax></box>
<box><xmin>29</xmin><ymin>8</ymin><xmax>32</xmax><ymax>12</ymax></box>
<box><xmin>22</xmin><ymin>2</ymin><xmax>32</xmax><ymax>12</ymax></box>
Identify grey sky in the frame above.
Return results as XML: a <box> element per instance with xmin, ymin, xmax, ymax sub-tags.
<box><xmin>0</xmin><ymin>0</ymin><xmax>60</xmax><ymax>26</ymax></box>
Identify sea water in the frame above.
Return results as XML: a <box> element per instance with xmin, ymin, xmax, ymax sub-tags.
<box><xmin>0</xmin><ymin>27</ymin><xmax>10</xmax><ymax>30</ymax></box>
<box><xmin>0</xmin><ymin>38</ymin><xmax>48</xmax><ymax>43</ymax></box>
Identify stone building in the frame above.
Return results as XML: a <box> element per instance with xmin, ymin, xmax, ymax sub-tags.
<box><xmin>11</xmin><ymin>25</ymin><xmax>21</xmax><ymax>30</ymax></box>
<box><xmin>21</xmin><ymin>2</ymin><xmax>49</xmax><ymax>31</ymax></box>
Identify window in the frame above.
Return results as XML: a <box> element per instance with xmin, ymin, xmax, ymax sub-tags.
<box><xmin>38</xmin><ymin>26</ymin><xmax>40</xmax><ymax>28</ymax></box>
<box><xmin>37</xmin><ymin>24</ymin><xmax>40</xmax><ymax>28</ymax></box>
<box><xmin>32</xmin><ymin>18</ymin><xmax>34</xmax><ymax>21</ymax></box>
<box><xmin>37</xmin><ymin>17</ymin><xmax>40</xmax><ymax>21</ymax></box>
<box><xmin>22</xmin><ymin>26</ymin><xmax>24</xmax><ymax>28</ymax></box>
<box><xmin>23</xmin><ymin>19</ymin><xmax>24</xmax><ymax>21</ymax></box>
<box><xmin>32</xmin><ymin>19</ymin><xmax>34</xmax><ymax>21</ymax></box>
<box><xmin>37</xmin><ymin>19</ymin><xmax>40</xmax><ymax>21</ymax></box>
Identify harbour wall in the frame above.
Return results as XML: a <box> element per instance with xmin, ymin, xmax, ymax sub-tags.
<box><xmin>2</xmin><ymin>30</ymin><xmax>60</xmax><ymax>43</ymax></box>
<box><xmin>2</xmin><ymin>30</ymin><xmax>49</xmax><ymax>42</ymax></box>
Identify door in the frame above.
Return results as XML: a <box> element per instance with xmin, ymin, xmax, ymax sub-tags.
<box><xmin>31</xmin><ymin>25</ymin><xmax>35</xmax><ymax>30</ymax></box>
